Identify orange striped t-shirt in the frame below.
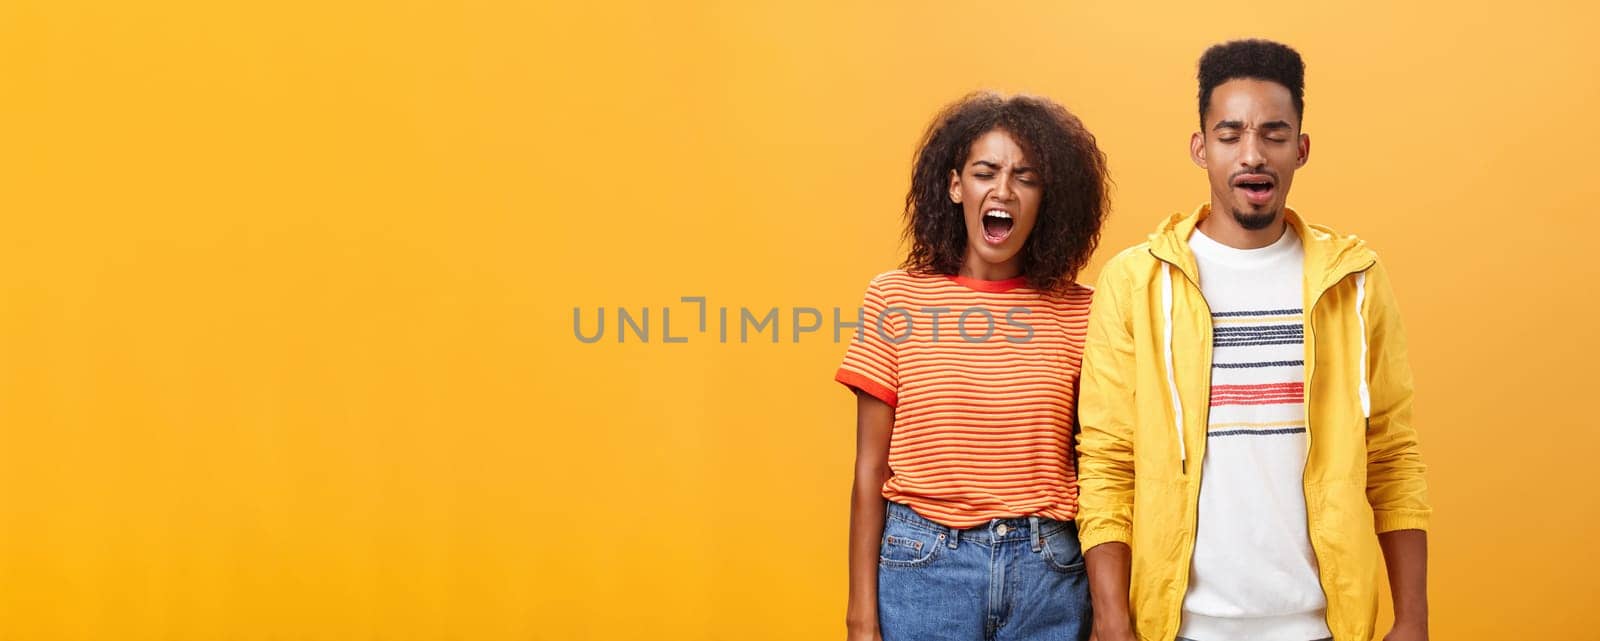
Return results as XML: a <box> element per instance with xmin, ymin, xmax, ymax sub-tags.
<box><xmin>835</xmin><ymin>269</ymin><xmax>1092</xmax><ymax>528</ymax></box>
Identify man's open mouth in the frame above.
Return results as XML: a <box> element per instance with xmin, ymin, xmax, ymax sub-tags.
<box><xmin>1232</xmin><ymin>174</ymin><xmax>1276</xmax><ymax>205</ymax></box>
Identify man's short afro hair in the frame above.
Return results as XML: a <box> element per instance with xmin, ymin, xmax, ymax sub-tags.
<box><xmin>1197</xmin><ymin>39</ymin><xmax>1305</xmax><ymax>128</ymax></box>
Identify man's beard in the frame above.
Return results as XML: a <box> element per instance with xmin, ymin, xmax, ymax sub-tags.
<box><xmin>1232</xmin><ymin>207</ymin><xmax>1279</xmax><ymax>231</ymax></box>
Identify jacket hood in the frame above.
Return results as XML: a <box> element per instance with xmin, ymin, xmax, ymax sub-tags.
<box><xmin>1148</xmin><ymin>203</ymin><xmax>1376</xmax><ymax>293</ymax></box>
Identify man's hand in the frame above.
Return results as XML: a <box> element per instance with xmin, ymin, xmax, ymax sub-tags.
<box><xmin>1085</xmin><ymin>542</ymin><xmax>1136</xmax><ymax>641</ymax></box>
<box><xmin>1384</xmin><ymin>619</ymin><xmax>1428</xmax><ymax>641</ymax></box>
<box><xmin>1088</xmin><ymin>625</ymin><xmax>1137</xmax><ymax>641</ymax></box>
<box><xmin>1378</xmin><ymin>529</ymin><xmax>1428</xmax><ymax>641</ymax></box>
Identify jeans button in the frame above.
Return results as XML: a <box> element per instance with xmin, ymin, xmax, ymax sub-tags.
<box><xmin>996</xmin><ymin>524</ymin><xmax>1009</xmax><ymax>536</ymax></box>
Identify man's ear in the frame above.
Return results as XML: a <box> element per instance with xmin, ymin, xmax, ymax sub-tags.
<box><xmin>1190</xmin><ymin>131</ymin><xmax>1207</xmax><ymax>169</ymax></box>
<box><xmin>1297</xmin><ymin>132</ymin><xmax>1311</xmax><ymax>168</ymax></box>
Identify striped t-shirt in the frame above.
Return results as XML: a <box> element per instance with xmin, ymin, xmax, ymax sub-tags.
<box><xmin>835</xmin><ymin>269</ymin><xmax>1092</xmax><ymax>528</ymax></box>
<box><xmin>1179</xmin><ymin>227</ymin><xmax>1331</xmax><ymax>641</ymax></box>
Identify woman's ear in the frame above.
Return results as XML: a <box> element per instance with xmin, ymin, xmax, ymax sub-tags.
<box><xmin>949</xmin><ymin>169</ymin><xmax>962</xmax><ymax>203</ymax></box>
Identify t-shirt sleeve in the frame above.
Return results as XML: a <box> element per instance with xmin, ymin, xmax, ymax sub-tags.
<box><xmin>834</xmin><ymin>275</ymin><xmax>901</xmax><ymax>407</ymax></box>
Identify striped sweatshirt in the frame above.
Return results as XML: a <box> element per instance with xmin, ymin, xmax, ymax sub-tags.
<box><xmin>835</xmin><ymin>270</ymin><xmax>1091</xmax><ymax>528</ymax></box>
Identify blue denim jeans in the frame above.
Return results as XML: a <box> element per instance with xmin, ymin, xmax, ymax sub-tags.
<box><xmin>877</xmin><ymin>501</ymin><xmax>1091</xmax><ymax>641</ymax></box>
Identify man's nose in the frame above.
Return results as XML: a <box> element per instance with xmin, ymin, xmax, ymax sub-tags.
<box><xmin>1239</xmin><ymin>134</ymin><xmax>1267</xmax><ymax>168</ymax></box>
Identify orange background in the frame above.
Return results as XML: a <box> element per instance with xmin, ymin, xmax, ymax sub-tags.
<box><xmin>2</xmin><ymin>1</ymin><xmax>1597</xmax><ymax>639</ymax></box>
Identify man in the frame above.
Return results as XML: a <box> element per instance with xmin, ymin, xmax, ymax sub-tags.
<box><xmin>1075</xmin><ymin>39</ymin><xmax>1430</xmax><ymax>641</ymax></box>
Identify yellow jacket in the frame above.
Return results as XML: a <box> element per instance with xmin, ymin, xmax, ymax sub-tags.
<box><xmin>1076</xmin><ymin>205</ymin><xmax>1430</xmax><ymax>641</ymax></box>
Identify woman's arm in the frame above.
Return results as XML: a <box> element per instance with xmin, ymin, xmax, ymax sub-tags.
<box><xmin>846</xmin><ymin>391</ymin><xmax>894</xmax><ymax>641</ymax></box>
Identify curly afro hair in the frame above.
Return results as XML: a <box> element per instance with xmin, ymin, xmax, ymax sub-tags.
<box><xmin>900</xmin><ymin>91</ymin><xmax>1108</xmax><ymax>294</ymax></box>
<box><xmin>1197</xmin><ymin>39</ymin><xmax>1306</xmax><ymax>128</ymax></box>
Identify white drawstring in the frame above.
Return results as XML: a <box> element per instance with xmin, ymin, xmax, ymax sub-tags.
<box><xmin>1162</xmin><ymin>264</ymin><xmax>1187</xmax><ymax>469</ymax></box>
<box><xmin>1355</xmin><ymin>271</ymin><xmax>1372</xmax><ymax>419</ymax></box>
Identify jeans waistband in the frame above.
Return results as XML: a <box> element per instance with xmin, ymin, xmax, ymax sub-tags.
<box><xmin>885</xmin><ymin>501</ymin><xmax>1075</xmax><ymax>550</ymax></box>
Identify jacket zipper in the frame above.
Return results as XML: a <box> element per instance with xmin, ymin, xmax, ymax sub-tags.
<box><xmin>1150</xmin><ymin>251</ymin><xmax>1213</xmax><ymax>638</ymax></box>
<box><xmin>1156</xmin><ymin>248</ymin><xmax>1376</xmax><ymax>638</ymax></box>
<box><xmin>1301</xmin><ymin>259</ymin><xmax>1375</xmax><ymax>636</ymax></box>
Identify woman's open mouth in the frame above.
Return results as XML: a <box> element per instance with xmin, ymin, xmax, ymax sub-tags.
<box><xmin>982</xmin><ymin>209</ymin><xmax>1014</xmax><ymax>245</ymax></box>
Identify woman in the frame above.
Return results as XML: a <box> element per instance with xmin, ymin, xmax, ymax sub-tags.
<box><xmin>837</xmin><ymin>91</ymin><xmax>1109</xmax><ymax>641</ymax></box>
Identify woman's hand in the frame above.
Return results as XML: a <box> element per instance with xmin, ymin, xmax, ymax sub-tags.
<box><xmin>845</xmin><ymin>620</ymin><xmax>882</xmax><ymax>641</ymax></box>
<box><xmin>845</xmin><ymin>391</ymin><xmax>893</xmax><ymax>641</ymax></box>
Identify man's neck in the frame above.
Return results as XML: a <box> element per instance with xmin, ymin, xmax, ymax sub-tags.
<box><xmin>1197</xmin><ymin>205</ymin><xmax>1287</xmax><ymax>249</ymax></box>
